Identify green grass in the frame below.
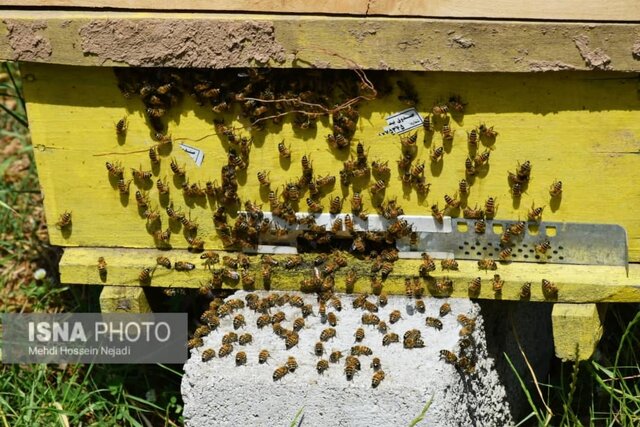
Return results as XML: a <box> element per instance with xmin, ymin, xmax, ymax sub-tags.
<box><xmin>0</xmin><ymin>61</ymin><xmax>184</xmax><ymax>426</ymax></box>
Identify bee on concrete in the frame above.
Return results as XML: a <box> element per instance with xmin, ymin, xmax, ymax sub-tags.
<box><xmin>499</xmin><ymin>248</ymin><xmax>512</xmax><ymax>261</ymax></box>
<box><xmin>491</xmin><ymin>274</ymin><xmax>504</xmax><ymax>292</ymax></box>
<box><xmin>458</xmin><ymin>338</ymin><xmax>473</xmax><ymax>350</ymax></box>
<box><xmin>441</xmin><ymin>258</ymin><xmax>459</xmax><ymax>271</ymax></box>
<box><xmin>370</xmin><ymin>179</ymin><xmax>387</xmax><ymax>194</ymax></box>
<box><xmin>238</xmin><ymin>332</ymin><xmax>253</xmax><ymax>346</ymax></box>
<box><xmin>201</xmin><ymin>348</ymin><xmax>215</xmax><ymax>362</ymax></box>
<box><xmin>430</xmin><ymin>145</ymin><xmax>444</xmax><ymax>162</ymax></box>
<box><xmin>535</xmin><ymin>240</ymin><xmax>551</xmax><ymax>255</ymax></box>
<box><xmin>170</xmin><ymin>158</ymin><xmax>186</xmax><ymax>177</ymax></box>
<box><xmin>97</xmin><ymin>256</ymin><xmax>107</xmax><ymax>278</ymax></box>
<box><xmin>382</xmin><ymin>332</ymin><xmax>399</xmax><ymax>346</ymax></box>
<box><xmin>278</xmin><ymin>141</ymin><xmax>291</xmax><ymax>159</ymax></box>
<box><xmin>312</xmin><ymin>341</ymin><xmax>325</xmax><ymax>357</ymax></box>
<box><xmin>457</xmin><ymin>314</ymin><xmax>476</xmax><ymax>329</ymax></box>
<box><xmin>371</xmin><ymin>370</ymin><xmax>386</xmax><ymax>388</ymax></box>
<box><xmin>273</xmin><ymin>366</ymin><xmax>288</xmax><ymax>381</ymax></box>
<box><xmin>426</xmin><ymin>317</ymin><xmax>443</xmax><ymax>331</ymax></box>
<box><xmin>56</xmin><ymin>211</ymin><xmax>72</xmax><ymax>229</ymax></box>
<box><xmin>478</xmin><ymin>258</ymin><xmax>497</xmax><ymax>271</ymax></box>
<box><xmin>353</xmin><ymin>327</ymin><xmax>365</xmax><ymax>343</ymax></box>
<box><xmin>289</xmin><ymin>295</ymin><xmax>304</xmax><ymax>308</ymax></box>
<box><xmin>316</xmin><ymin>359</ymin><xmax>329</xmax><ymax>374</ymax></box>
<box><xmin>222</xmin><ymin>332</ymin><xmax>238</xmax><ymax>344</ymax></box>
<box><xmin>457</xmin><ymin>356</ymin><xmax>476</xmax><ymax>374</ymax></box>
<box><xmin>231</xmin><ymin>314</ymin><xmax>246</xmax><ymax>330</ymax></box>
<box><xmin>175</xmin><ymin>261</ymin><xmax>196</xmax><ymax>272</ymax></box>
<box><xmin>440</xmin><ymin>302</ymin><xmax>451</xmax><ymax>317</ymax></box>
<box><xmin>370</xmin><ymin>357</ymin><xmax>382</xmax><ymax>372</ymax></box>
<box><xmin>389</xmin><ymin>310</ymin><xmax>402</xmax><ymax>324</ymax></box>
<box><xmin>362</xmin><ymin>313</ymin><xmax>380</xmax><ymax>325</ymax></box>
<box><xmin>465</xmin><ymin>157</ymin><xmax>476</xmax><ymax>176</ymax></box>
<box><xmin>474</xmin><ymin>219</ymin><xmax>487</xmax><ymax>234</ymax></box>
<box><xmin>106</xmin><ymin>161</ymin><xmax>124</xmax><ymax>178</ymax></box>
<box><xmin>117</xmin><ymin>178</ymin><xmax>131</xmax><ymax>195</ymax></box>
<box><xmin>344</xmin><ymin>360</ymin><xmax>358</xmax><ymax>381</ymax></box>
<box><xmin>441</xmin><ymin>124</ymin><xmax>454</xmax><ymax>141</ymax></box>
<box><xmin>520</xmin><ymin>282</ymin><xmax>532</xmax><ymax>299</ymax></box>
<box><xmin>377</xmin><ymin>321</ymin><xmax>389</xmax><ymax>334</ymax></box>
<box><xmin>326</xmin><ymin>312</ymin><xmax>338</xmax><ymax>327</ymax></box>
<box><xmin>115</xmin><ymin>117</ymin><xmax>128</xmax><ymax>136</ymax></box>
<box><xmin>255</xmin><ymin>349</ymin><xmax>270</xmax><ymax>364</ymax></box>
<box><xmin>135</xmin><ymin>190</ymin><xmax>148</xmax><ymax>208</ymax></box>
<box><xmin>444</xmin><ymin>193</ymin><xmax>461</xmax><ymax>209</ymax></box>
<box><xmin>439</xmin><ymin>350</ymin><xmax>458</xmax><ymax>365</ymax></box>
<box><xmin>156</xmin><ymin>256</ymin><xmax>171</xmax><ymax>269</ymax></box>
<box><xmin>345</xmin><ymin>355</ymin><xmax>361</xmax><ymax>371</ymax></box>
<box><xmin>362</xmin><ymin>299</ymin><xmax>379</xmax><ymax>313</ymax></box>
<box><xmin>320</xmin><ymin>328</ymin><xmax>336</xmax><ymax>342</ymax></box>
<box><xmin>404</xmin><ymin>335</ymin><xmax>425</xmax><ymax>349</ymax></box>
<box><xmin>329</xmin><ymin>350</ymin><xmax>343</xmax><ymax>364</ymax></box>
<box><xmin>474</xmin><ymin>149</ymin><xmax>491</xmax><ymax>168</ymax></box>
<box><xmin>285</xmin><ymin>356</ymin><xmax>298</xmax><ymax>373</ymax></box>
<box><xmin>468</xmin><ymin>277</ymin><xmax>481</xmax><ymax>295</ymax></box>
<box><xmin>542</xmin><ymin>279</ymin><xmax>558</xmax><ymax>298</ymax></box>
<box><xmin>187</xmin><ymin>337</ymin><xmax>204</xmax><ymax>349</ymax></box>
<box><xmin>411</xmin><ymin>299</ymin><xmax>424</xmax><ymax>313</ymax></box>
<box><xmin>154</xmin><ymin>228</ymin><xmax>171</xmax><ymax>243</ymax></box>
<box><xmin>256</xmin><ymin>314</ymin><xmax>271</xmax><ymax>329</ymax></box>
<box><xmin>271</xmin><ymin>311</ymin><xmax>286</xmax><ymax>324</ymax></box>
<box><xmin>467</xmin><ymin>128</ymin><xmax>479</xmax><ymax>147</ymax></box>
<box><xmin>509</xmin><ymin>221</ymin><xmax>526</xmax><ymax>236</ymax></box>
<box><xmin>431</xmin><ymin>204</ymin><xmax>444</xmax><ymax>223</ymax></box>
<box><xmin>138</xmin><ymin>267</ymin><xmax>151</xmax><ymax>283</ymax></box>
<box><xmin>351</xmin><ymin>345</ymin><xmax>373</xmax><ymax>356</ymax></box>
<box><xmin>479</xmin><ymin>123</ymin><xmax>498</xmax><ymax>138</ymax></box>
<box><xmin>526</xmin><ymin>204</ymin><xmax>544</xmax><ymax>223</ymax></box>
<box><xmin>374</xmin><ymin>291</ymin><xmax>387</xmax><ymax>307</ymax></box>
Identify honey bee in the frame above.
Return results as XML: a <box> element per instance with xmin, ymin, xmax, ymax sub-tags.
<box><xmin>441</xmin><ymin>124</ymin><xmax>454</xmax><ymax>141</ymax></box>
<box><xmin>232</xmin><ymin>314</ymin><xmax>245</xmax><ymax>330</ymax></box>
<box><xmin>106</xmin><ymin>161</ymin><xmax>124</xmax><ymax>177</ymax></box>
<box><xmin>344</xmin><ymin>361</ymin><xmax>358</xmax><ymax>381</ymax></box>
<box><xmin>444</xmin><ymin>193</ymin><xmax>461</xmax><ymax>209</ymax></box>
<box><xmin>155</xmin><ymin>177</ymin><xmax>169</xmax><ymax>195</ymax></box>
<box><xmin>256</xmin><ymin>170</ymin><xmax>271</xmax><ymax>187</ymax></box>
<box><xmin>441</xmin><ymin>258</ymin><xmax>459</xmax><ymax>271</ymax></box>
<box><xmin>138</xmin><ymin>267</ymin><xmax>151</xmax><ymax>283</ymax></box>
<box><xmin>474</xmin><ymin>149</ymin><xmax>491</xmax><ymax>167</ymax></box>
<box><xmin>175</xmin><ymin>261</ymin><xmax>196</xmax><ymax>271</ymax></box>
<box><xmin>328</xmin><ymin>196</ymin><xmax>343</xmax><ymax>215</ymax></box>
<box><xmin>316</xmin><ymin>359</ymin><xmax>329</xmax><ymax>374</ymax></box>
<box><xmin>273</xmin><ymin>365</ymin><xmax>288</xmax><ymax>381</ymax></box>
<box><xmin>222</xmin><ymin>332</ymin><xmax>238</xmax><ymax>345</ymax></box>
<box><xmin>397</xmin><ymin>153</ymin><xmax>413</xmax><ymax>171</ymax></box>
<box><xmin>285</xmin><ymin>356</ymin><xmax>298</xmax><ymax>373</ymax></box>
<box><xmin>97</xmin><ymin>256</ymin><xmax>107</xmax><ymax>277</ymax></box>
<box><xmin>542</xmin><ymin>279</ymin><xmax>558</xmax><ymax>298</ymax></box>
<box><xmin>478</xmin><ymin>258</ymin><xmax>497</xmax><ymax>271</ymax></box>
<box><xmin>146</xmin><ymin>146</ymin><xmax>160</xmax><ymax>165</ymax></box>
<box><xmin>433</xmin><ymin>104</ymin><xmax>449</xmax><ymax>116</ymax></box>
<box><xmin>460</xmin><ymin>159</ymin><xmax>475</xmax><ymax>179</ymax></box>
<box><xmin>499</xmin><ymin>248</ymin><xmax>512</xmax><ymax>260</ymax></box>
<box><xmin>187</xmin><ymin>337</ymin><xmax>204</xmax><ymax>349</ymax></box>
<box><xmin>426</xmin><ymin>317</ymin><xmax>443</xmax><ymax>331</ymax></box>
<box><xmin>520</xmin><ymin>282</ymin><xmax>532</xmax><ymax>299</ymax></box>
<box><xmin>549</xmin><ymin>180</ymin><xmax>563</xmax><ymax>197</ymax></box>
<box><xmin>239</xmin><ymin>333</ymin><xmax>253</xmax><ymax>345</ymax></box>
<box><xmin>528</xmin><ymin>203</ymin><xmax>545</xmax><ymax>222</ymax></box>
<box><xmin>439</xmin><ymin>350</ymin><xmax>458</xmax><ymax>364</ymax></box>
<box><xmin>468</xmin><ymin>277</ymin><xmax>481</xmax><ymax>295</ymax></box>
<box><xmin>282</xmin><ymin>182</ymin><xmax>300</xmax><ymax>202</ymax></box>
<box><xmin>134</xmin><ymin>190</ymin><xmax>148</xmax><ymax>208</ymax></box>
<box><xmin>154</xmin><ymin>228</ymin><xmax>171</xmax><ymax>243</ymax></box>
<box><xmin>325</xmin><ymin>312</ymin><xmax>338</xmax><ymax>327</ymax></box>
<box><xmin>474</xmin><ymin>219</ymin><xmax>487</xmax><ymax>234</ymax></box>
<box><xmin>285</xmin><ymin>332</ymin><xmax>299</xmax><ymax>349</ymax></box>
<box><xmin>439</xmin><ymin>302</ymin><xmax>451</xmax><ymax>317</ymax></box>
<box><xmin>380</xmin><ymin>262</ymin><xmax>393</xmax><ymax>279</ymax></box>
<box><xmin>285</xmin><ymin>255</ymin><xmax>303</xmax><ymax>269</ymax></box>
<box><xmin>371</xmin><ymin>370</ymin><xmax>386</xmax><ymax>388</ymax></box>
<box><xmin>156</xmin><ymin>256</ymin><xmax>171</xmax><ymax>269</ymax></box>
<box><xmin>430</xmin><ymin>146</ymin><xmax>444</xmax><ymax>162</ymax></box>
<box><xmin>482</xmin><ymin>197</ymin><xmax>497</xmax><ymax>218</ymax></box>
<box><xmin>256</xmin><ymin>314</ymin><xmax>271</xmax><ymax>329</ymax></box>
<box><xmin>350</xmin><ymin>327</ymin><xmax>365</xmax><ymax>343</ymax></box>
<box><xmin>201</xmin><ymin>348</ymin><xmax>215</xmax><ymax>362</ymax></box>
<box><xmin>200</xmin><ymin>251</ymin><xmax>220</xmax><ymax>269</ymax></box>
<box><xmin>362</xmin><ymin>313</ymin><xmax>380</xmax><ymax>325</ymax></box>
<box><xmin>423</xmin><ymin>114</ymin><xmax>434</xmax><ymax>132</ymax></box>
<box><xmin>320</xmin><ymin>328</ymin><xmax>336</xmax><ymax>342</ymax></box>
<box><xmin>315</xmin><ymin>174</ymin><xmax>336</xmax><ymax>188</ymax></box>
<box><xmin>491</xmin><ymin>274</ymin><xmax>504</xmax><ymax>292</ymax></box>
<box><xmin>350</xmin><ymin>345</ymin><xmax>372</xmax><ymax>356</ymax></box>
<box><xmin>56</xmin><ymin>211</ymin><xmax>72</xmax><ymax>229</ymax></box>
<box><xmin>327</xmin><ymin>133</ymin><xmax>349</xmax><ymax>150</ymax></box>
<box><xmin>289</xmin><ymin>295</ymin><xmax>304</xmax><ymax>308</ymax></box>
<box><xmin>467</xmin><ymin>128</ymin><xmax>479</xmax><ymax>147</ymax></box>
<box><xmin>511</xmin><ymin>182</ymin><xmax>523</xmax><ymax>198</ymax></box>
<box><xmin>516</xmin><ymin>160</ymin><xmax>532</xmax><ymax>182</ymax></box>
<box><xmin>509</xmin><ymin>221</ymin><xmax>526</xmax><ymax>236</ymax></box>
<box><xmin>117</xmin><ymin>178</ymin><xmax>131</xmax><ymax>194</ymax></box>
<box><xmin>255</xmin><ymin>349</ymin><xmax>270</xmax><ymax>364</ymax></box>
<box><xmin>377</xmin><ymin>321</ymin><xmax>388</xmax><ymax>334</ymax></box>
<box><xmin>431</xmin><ymin>204</ymin><xmax>444</xmax><ymax>223</ymax></box>
<box><xmin>168</xmin><ymin>158</ymin><xmax>185</xmax><ymax>177</ymax></box>
<box><xmin>389</xmin><ymin>310</ymin><xmax>402</xmax><ymax>324</ymax></box>
<box><xmin>370</xmin><ymin>179</ymin><xmax>387</xmax><ymax>194</ymax></box>
<box><xmin>115</xmin><ymin>117</ymin><xmax>128</xmax><ymax>135</ymax></box>
<box><xmin>329</xmin><ymin>350</ymin><xmax>343</xmax><ymax>363</ymax></box>
<box><xmin>479</xmin><ymin>123</ymin><xmax>498</xmax><ymax>138</ymax></box>
<box><xmin>278</xmin><ymin>141</ymin><xmax>291</xmax><ymax>159</ymax></box>
<box><xmin>500</xmin><ymin>229</ymin><xmax>512</xmax><ymax>245</ymax></box>
<box><xmin>187</xmin><ymin>236</ymin><xmax>204</xmax><ymax>250</ymax></box>
<box><xmin>371</xmin><ymin>160</ymin><xmax>390</xmax><ymax>176</ymax></box>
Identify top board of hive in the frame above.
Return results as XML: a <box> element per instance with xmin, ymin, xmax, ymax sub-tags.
<box><xmin>22</xmin><ymin>63</ymin><xmax>640</xmax><ymax>260</ymax></box>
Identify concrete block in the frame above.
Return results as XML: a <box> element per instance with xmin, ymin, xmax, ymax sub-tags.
<box><xmin>182</xmin><ymin>291</ymin><xmax>517</xmax><ymax>426</ymax></box>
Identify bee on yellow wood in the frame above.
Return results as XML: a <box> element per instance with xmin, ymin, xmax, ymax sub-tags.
<box><xmin>175</xmin><ymin>261</ymin><xmax>196</xmax><ymax>271</ymax></box>
<box><xmin>329</xmin><ymin>196</ymin><xmax>343</xmax><ymax>215</ymax></box>
<box><xmin>520</xmin><ymin>282</ymin><xmax>532</xmax><ymax>299</ymax></box>
<box><xmin>474</xmin><ymin>219</ymin><xmax>487</xmax><ymax>234</ymax></box>
<box><xmin>187</xmin><ymin>236</ymin><xmax>204</xmax><ymax>251</ymax></box>
<box><xmin>273</xmin><ymin>366</ymin><xmax>288</xmax><ymax>381</ymax></box>
<box><xmin>430</xmin><ymin>145</ymin><xmax>444</xmax><ymax>162</ymax></box>
<box><xmin>278</xmin><ymin>141</ymin><xmax>291</xmax><ymax>159</ymax></box>
<box><xmin>440</xmin><ymin>302</ymin><xmax>451</xmax><ymax>317</ymax></box>
<box><xmin>468</xmin><ymin>277</ymin><xmax>481</xmax><ymax>295</ymax></box>
<box><xmin>467</xmin><ymin>128</ymin><xmax>479</xmax><ymax>147</ymax></box>
<box><xmin>511</xmin><ymin>182</ymin><xmax>523</xmax><ymax>198</ymax></box>
<box><xmin>528</xmin><ymin>203</ymin><xmax>545</xmax><ymax>222</ymax></box>
<box><xmin>118</xmin><ymin>178</ymin><xmax>131</xmax><ymax>195</ymax></box>
<box><xmin>284</xmin><ymin>255</ymin><xmax>303</xmax><ymax>269</ymax></box>
<box><xmin>474</xmin><ymin>149</ymin><xmax>491</xmax><ymax>168</ymax></box>
<box><xmin>56</xmin><ymin>211</ymin><xmax>72</xmax><ymax>229</ymax></box>
<box><xmin>484</xmin><ymin>197</ymin><xmax>497</xmax><ymax>219</ymax></box>
<box><xmin>138</xmin><ymin>267</ymin><xmax>151</xmax><ymax>283</ymax></box>
<box><xmin>327</xmin><ymin>133</ymin><xmax>349</xmax><ymax>150</ymax></box>
<box><xmin>444</xmin><ymin>193</ymin><xmax>460</xmax><ymax>209</ymax></box>
<box><xmin>440</xmin><ymin>350</ymin><xmax>458</xmax><ymax>365</ymax></box>
<box><xmin>135</xmin><ymin>190</ymin><xmax>148</xmax><ymax>208</ymax></box>
<box><xmin>549</xmin><ymin>180</ymin><xmax>562</xmax><ymax>197</ymax></box>
<box><xmin>372</xmin><ymin>370</ymin><xmax>386</xmax><ymax>388</ymax></box>
<box><xmin>465</xmin><ymin>157</ymin><xmax>476</xmax><ymax>176</ymax></box>
<box><xmin>458</xmin><ymin>179</ymin><xmax>469</xmax><ymax>196</ymax></box>
<box><xmin>372</xmin><ymin>160</ymin><xmax>390</xmax><ymax>176</ymax></box>
<box><xmin>148</xmin><ymin>146</ymin><xmax>159</xmax><ymax>165</ymax></box>
<box><xmin>542</xmin><ymin>279</ymin><xmax>558</xmax><ymax>298</ymax></box>
<box><xmin>256</xmin><ymin>170</ymin><xmax>270</xmax><ymax>187</ymax></box>
<box><xmin>491</xmin><ymin>274</ymin><xmax>504</xmax><ymax>292</ymax></box>
<box><xmin>479</xmin><ymin>123</ymin><xmax>498</xmax><ymax>138</ymax></box>
<box><xmin>154</xmin><ymin>228</ymin><xmax>171</xmax><ymax>243</ymax></box>
<box><xmin>431</xmin><ymin>204</ymin><xmax>444</xmax><ymax>223</ymax></box>
<box><xmin>106</xmin><ymin>161</ymin><xmax>124</xmax><ymax>177</ymax></box>
<box><xmin>370</xmin><ymin>179</ymin><xmax>387</xmax><ymax>194</ymax></box>
<box><xmin>156</xmin><ymin>177</ymin><xmax>170</xmax><ymax>195</ymax></box>
<box><xmin>516</xmin><ymin>160</ymin><xmax>532</xmax><ymax>182</ymax></box>
<box><xmin>200</xmin><ymin>251</ymin><xmax>219</xmax><ymax>269</ymax></box>
<box><xmin>156</xmin><ymin>256</ymin><xmax>171</xmax><ymax>269</ymax></box>
<box><xmin>201</xmin><ymin>348</ymin><xmax>215</xmax><ymax>362</ymax></box>
<box><xmin>441</xmin><ymin>124</ymin><xmax>454</xmax><ymax>142</ymax></box>
<box><xmin>170</xmin><ymin>158</ymin><xmax>186</xmax><ymax>177</ymax></box>
<box><xmin>423</xmin><ymin>114</ymin><xmax>434</xmax><ymax>132</ymax></box>
<box><xmin>316</xmin><ymin>359</ymin><xmax>329</xmax><ymax>374</ymax></box>
<box><xmin>441</xmin><ymin>258</ymin><xmax>459</xmax><ymax>271</ymax></box>
<box><xmin>115</xmin><ymin>117</ymin><xmax>128</xmax><ymax>136</ymax></box>
<box><xmin>426</xmin><ymin>317</ymin><xmax>443</xmax><ymax>331</ymax></box>
<box><xmin>397</xmin><ymin>153</ymin><xmax>413</xmax><ymax>171</ymax></box>
<box><xmin>131</xmin><ymin>166</ymin><xmax>152</xmax><ymax>181</ymax></box>
<box><xmin>478</xmin><ymin>258</ymin><xmax>497</xmax><ymax>271</ymax></box>
<box><xmin>97</xmin><ymin>257</ymin><xmax>107</xmax><ymax>278</ymax></box>
<box><xmin>433</xmin><ymin>104</ymin><xmax>449</xmax><ymax>116</ymax></box>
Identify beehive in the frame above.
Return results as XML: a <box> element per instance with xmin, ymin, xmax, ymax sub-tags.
<box><xmin>2</xmin><ymin>4</ymin><xmax>640</xmax><ymax>360</ymax></box>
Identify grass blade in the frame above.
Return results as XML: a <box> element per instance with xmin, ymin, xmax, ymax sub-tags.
<box><xmin>408</xmin><ymin>395</ymin><xmax>433</xmax><ymax>427</ymax></box>
<box><xmin>289</xmin><ymin>407</ymin><xmax>304</xmax><ymax>427</ymax></box>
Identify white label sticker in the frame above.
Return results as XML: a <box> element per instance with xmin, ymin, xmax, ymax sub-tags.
<box><xmin>379</xmin><ymin>108</ymin><xmax>424</xmax><ymax>135</ymax></box>
<box><xmin>179</xmin><ymin>143</ymin><xmax>204</xmax><ymax>167</ymax></box>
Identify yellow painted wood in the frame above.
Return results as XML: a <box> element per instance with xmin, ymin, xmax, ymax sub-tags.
<box><xmin>24</xmin><ymin>64</ymin><xmax>640</xmax><ymax>261</ymax></box>
<box><xmin>60</xmin><ymin>247</ymin><xmax>640</xmax><ymax>303</ymax></box>
<box><xmin>99</xmin><ymin>285</ymin><xmax>151</xmax><ymax>313</ymax></box>
<box><xmin>552</xmin><ymin>303</ymin><xmax>605</xmax><ymax>361</ymax></box>
<box><xmin>3</xmin><ymin>0</ymin><xmax>638</xmax><ymax>21</ymax></box>
<box><xmin>3</xmin><ymin>12</ymin><xmax>640</xmax><ymax>72</ymax></box>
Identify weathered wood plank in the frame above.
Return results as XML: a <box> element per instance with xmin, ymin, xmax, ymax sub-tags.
<box><xmin>99</xmin><ymin>285</ymin><xmax>151</xmax><ymax>313</ymax></box>
<box><xmin>2</xmin><ymin>11</ymin><xmax>640</xmax><ymax>71</ymax></box>
<box><xmin>3</xmin><ymin>0</ymin><xmax>640</xmax><ymax>22</ymax></box>
<box><xmin>61</xmin><ymin>247</ymin><xmax>640</xmax><ymax>303</ymax></box>
<box><xmin>552</xmin><ymin>303</ymin><xmax>606</xmax><ymax>361</ymax></box>
<box><xmin>23</xmin><ymin>64</ymin><xmax>640</xmax><ymax>259</ymax></box>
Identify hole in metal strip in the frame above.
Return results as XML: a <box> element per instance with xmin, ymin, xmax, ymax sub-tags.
<box><xmin>546</xmin><ymin>226</ymin><xmax>557</xmax><ymax>237</ymax></box>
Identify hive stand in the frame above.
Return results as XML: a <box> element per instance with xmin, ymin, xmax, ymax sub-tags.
<box><xmin>2</xmin><ymin>2</ymin><xmax>640</xmax><ymax>361</ymax></box>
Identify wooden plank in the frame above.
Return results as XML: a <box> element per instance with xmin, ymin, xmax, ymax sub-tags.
<box><xmin>3</xmin><ymin>0</ymin><xmax>639</xmax><ymax>21</ymax></box>
<box><xmin>60</xmin><ymin>247</ymin><xmax>640</xmax><ymax>303</ymax></box>
<box><xmin>552</xmin><ymin>303</ymin><xmax>605</xmax><ymax>361</ymax></box>
<box><xmin>23</xmin><ymin>64</ymin><xmax>640</xmax><ymax>260</ymax></box>
<box><xmin>99</xmin><ymin>285</ymin><xmax>151</xmax><ymax>313</ymax></box>
<box><xmin>2</xmin><ymin>11</ymin><xmax>640</xmax><ymax>71</ymax></box>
